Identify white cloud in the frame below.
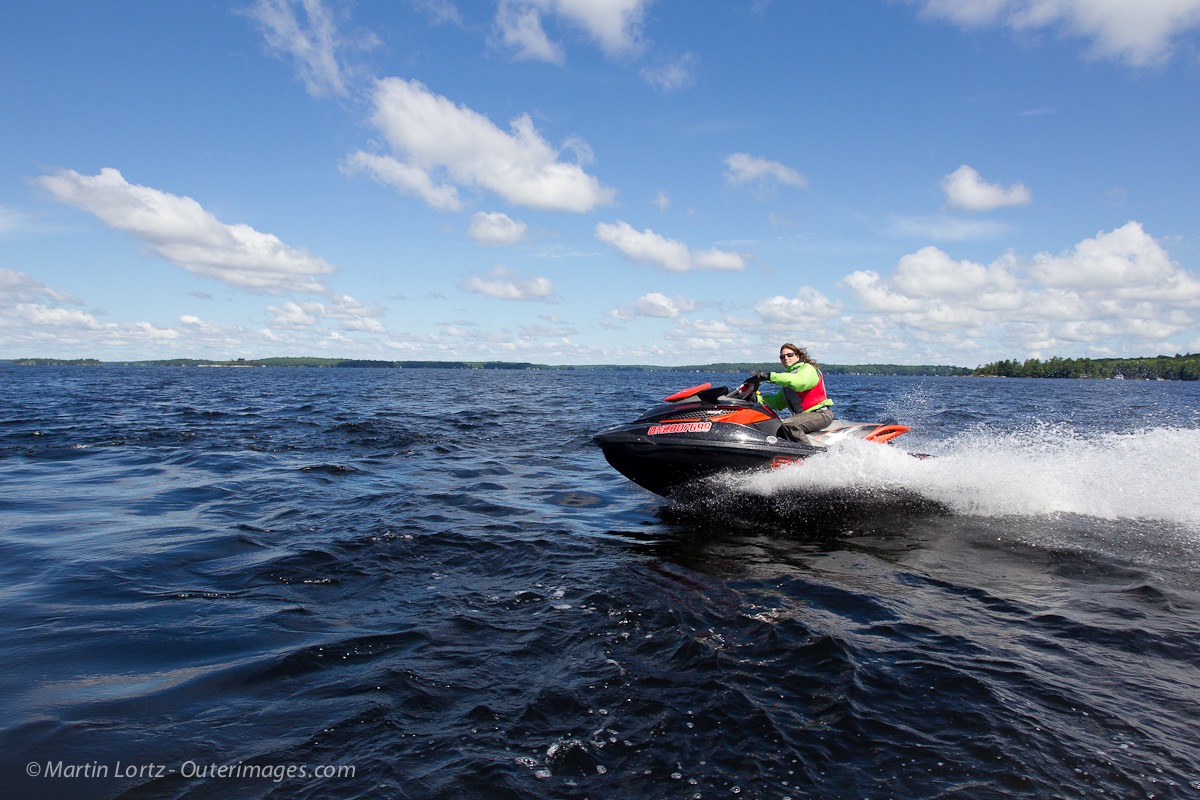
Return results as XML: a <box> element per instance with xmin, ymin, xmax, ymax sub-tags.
<box><xmin>755</xmin><ymin>287</ymin><xmax>843</xmax><ymax>324</ymax></box>
<box><xmin>595</xmin><ymin>220</ymin><xmax>747</xmax><ymax>272</ymax></box>
<box><xmin>415</xmin><ymin>0</ymin><xmax>465</xmax><ymax>27</ymax></box>
<box><xmin>266</xmin><ymin>293</ymin><xmax>385</xmax><ymax>332</ymax></box>
<box><xmin>0</xmin><ymin>273</ymin><xmax>392</xmax><ymax>360</ymax></box>
<box><xmin>347</xmin><ymin>78</ymin><xmax>616</xmax><ymax>212</ymax></box>
<box><xmin>246</xmin><ymin>0</ymin><xmax>369</xmax><ymax>97</ymax></box>
<box><xmin>0</xmin><ymin>269</ymin><xmax>81</xmax><ymax>305</ymax></box>
<box><xmin>2</xmin><ymin>302</ymin><xmax>179</xmax><ymax>347</ymax></box>
<box><xmin>339</xmin><ymin>316</ymin><xmax>387</xmax><ymax>334</ymax></box>
<box><xmin>266</xmin><ymin>300</ymin><xmax>323</xmax><ymax>328</ymax></box>
<box><xmin>0</xmin><ymin>270</ymin><xmax>204</xmax><ymax>357</ymax></box>
<box><xmin>892</xmin><ymin>246</ymin><xmax>1018</xmax><ymax>298</ymax></box>
<box><xmin>665</xmin><ymin>318</ymin><xmax>743</xmax><ymax>353</ymax></box>
<box><xmin>840</xmin><ymin>270</ymin><xmax>925</xmax><ymax>313</ymax></box>
<box><xmin>495</xmin><ymin>0</ymin><xmax>651</xmax><ymax>62</ymax></box>
<box><xmin>724</xmin><ymin>153</ymin><xmax>808</xmax><ymax>190</ymax></box>
<box><xmin>941</xmin><ymin>165</ymin><xmax>1032</xmax><ymax>211</ymax></box>
<box><xmin>342</xmin><ymin>151</ymin><xmax>463</xmax><ymax>212</ymax></box>
<box><xmin>464</xmin><ymin>265</ymin><xmax>556</xmax><ymax>301</ymax></box>
<box><xmin>840</xmin><ymin>221</ymin><xmax>1200</xmax><ymax>357</ymax></box>
<box><xmin>442</xmin><ymin>323</ymin><xmax>475</xmax><ymax>338</ymax></box>
<box><xmin>469</xmin><ymin>211</ymin><xmax>528</xmax><ymax>245</ymax></box>
<box><xmin>641</xmin><ymin>53</ymin><xmax>698</xmax><ymax>91</ymax></box>
<box><xmin>496</xmin><ymin>1</ymin><xmax>565</xmax><ymax>63</ymax></box>
<box><xmin>12</xmin><ymin>303</ymin><xmax>103</xmax><ymax>330</ymax></box>
<box><xmin>605</xmin><ymin>305</ymin><xmax>636</xmax><ymax>322</ymax></box>
<box><xmin>1029</xmin><ymin>221</ymin><xmax>1200</xmax><ymax>301</ymax></box>
<box><xmin>36</xmin><ymin>168</ymin><xmax>336</xmax><ymax>294</ymax></box>
<box><xmin>634</xmin><ymin>292</ymin><xmax>698</xmax><ymax>319</ymax></box>
<box><xmin>917</xmin><ymin>0</ymin><xmax>1200</xmax><ymax>65</ymax></box>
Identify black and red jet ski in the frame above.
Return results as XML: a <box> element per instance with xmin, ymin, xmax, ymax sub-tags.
<box><xmin>593</xmin><ymin>376</ymin><xmax>912</xmax><ymax>497</ymax></box>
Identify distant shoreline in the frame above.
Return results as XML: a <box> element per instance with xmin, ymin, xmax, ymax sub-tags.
<box><xmin>5</xmin><ymin>354</ymin><xmax>1199</xmax><ymax>380</ymax></box>
<box><xmin>3</xmin><ymin>356</ymin><xmax>969</xmax><ymax>376</ymax></box>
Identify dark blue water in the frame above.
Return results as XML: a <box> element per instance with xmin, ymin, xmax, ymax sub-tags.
<box><xmin>2</xmin><ymin>366</ymin><xmax>1199</xmax><ymax>799</ymax></box>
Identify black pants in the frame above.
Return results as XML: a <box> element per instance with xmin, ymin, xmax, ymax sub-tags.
<box><xmin>780</xmin><ymin>407</ymin><xmax>834</xmax><ymax>444</ymax></box>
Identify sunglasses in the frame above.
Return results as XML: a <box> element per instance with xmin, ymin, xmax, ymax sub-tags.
<box><xmin>779</xmin><ymin>352</ymin><xmax>798</xmax><ymax>361</ymax></box>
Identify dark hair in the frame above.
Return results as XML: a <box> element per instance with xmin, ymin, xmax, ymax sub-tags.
<box><xmin>780</xmin><ymin>343</ymin><xmax>817</xmax><ymax>367</ymax></box>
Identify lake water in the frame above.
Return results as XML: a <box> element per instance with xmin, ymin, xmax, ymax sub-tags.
<box><xmin>2</xmin><ymin>366</ymin><xmax>1199</xmax><ymax>799</ymax></box>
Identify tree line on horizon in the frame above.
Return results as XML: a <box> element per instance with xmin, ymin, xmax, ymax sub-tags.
<box><xmin>8</xmin><ymin>353</ymin><xmax>1199</xmax><ymax>380</ymax></box>
<box><xmin>972</xmin><ymin>353</ymin><xmax>1200</xmax><ymax>380</ymax></box>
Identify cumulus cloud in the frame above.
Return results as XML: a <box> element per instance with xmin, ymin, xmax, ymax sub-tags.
<box><xmin>724</xmin><ymin>153</ymin><xmax>808</xmax><ymax>191</ymax></box>
<box><xmin>1</xmin><ymin>300</ymin><xmax>179</xmax><ymax>346</ymax></box>
<box><xmin>265</xmin><ymin>294</ymin><xmax>385</xmax><ymax>332</ymax></box>
<box><xmin>636</xmin><ymin>292</ymin><xmax>694</xmax><ymax>319</ymax></box>
<box><xmin>755</xmin><ymin>287</ymin><xmax>843</xmax><ymax>325</ymax></box>
<box><xmin>0</xmin><ymin>269</ymin><xmax>388</xmax><ymax>360</ymax></box>
<box><xmin>494</xmin><ymin>0</ymin><xmax>650</xmax><ymax>62</ymax></box>
<box><xmin>916</xmin><ymin>0</ymin><xmax>1200</xmax><ymax>66</ymax></box>
<box><xmin>1030</xmin><ymin>221</ymin><xmax>1200</xmax><ymax>301</ymax></box>
<box><xmin>10</xmin><ymin>304</ymin><xmax>103</xmax><ymax>330</ymax></box>
<box><xmin>941</xmin><ymin>165</ymin><xmax>1032</xmax><ymax>211</ymax></box>
<box><xmin>633</xmin><ymin>292</ymin><xmax>698</xmax><ymax>319</ymax></box>
<box><xmin>469</xmin><ymin>211</ymin><xmax>528</xmax><ymax>245</ymax></box>
<box><xmin>841</xmin><ymin>221</ymin><xmax>1200</xmax><ymax>356</ymax></box>
<box><xmin>36</xmin><ymin>168</ymin><xmax>336</xmax><ymax>294</ymax></box>
<box><xmin>595</xmin><ymin>220</ymin><xmax>747</xmax><ymax>272</ymax></box>
<box><xmin>665</xmin><ymin>318</ymin><xmax>742</xmax><ymax>352</ymax></box>
<box><xmin>840</xmin><ymin>271</ymin><xmax>926</xmax><ymax>313</ymax></box>
<box><xmin>266</xmin><ymin>301</ymin><xmax>321</xmax><ymax>329</ymax></box>
<box><xmin>346</xmin><ymin>78</ymin><xmax>615</xmax><ymax>213</ymax></box>
<box><xmin>0</xmin><ymin>269</ymin><xmax>202</xmax><ymax>358</ymax></box>
<box><xmin>892</xmin><ymin>246</ymin><xmax>1019</xmax><ymax>298</ymax></box>
<box><xmin>342</xmin><ymin>151</ymin><xmax>463</xmax><ymax>212</ymax></box>
<box><xmin>464</xmin><ymin>265</ymin><xmax>556</xmax><ymax>301</ymax></box>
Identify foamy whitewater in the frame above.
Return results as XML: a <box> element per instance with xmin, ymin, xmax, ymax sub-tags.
<box><xmin>742</xmin><ymin>424</ymin><xmax>1200</xmax><ymax>528</ymax></box>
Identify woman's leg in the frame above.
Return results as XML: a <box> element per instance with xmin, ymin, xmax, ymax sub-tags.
<box><xmin>780</xmin><ymin>407</ymin><xmax>834</xmax><ymax>444</ymax></box>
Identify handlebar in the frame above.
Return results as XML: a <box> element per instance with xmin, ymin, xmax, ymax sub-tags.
<box><xmin>727</xmin><ymin>374</ymin><xmax>763</xmax><ymax>401</ymax></box>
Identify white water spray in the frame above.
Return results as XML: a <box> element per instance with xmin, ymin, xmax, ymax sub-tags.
<box><xmin>737</xmin><ymin>425</ymin><xmax>1200</xmax><ymax>530</ymax></box>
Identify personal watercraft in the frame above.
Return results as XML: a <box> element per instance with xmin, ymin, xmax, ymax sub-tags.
<box><xmin>593</xmin><ymin>376</ymin><xmax>912</xmax><ymax>497</ymax></box>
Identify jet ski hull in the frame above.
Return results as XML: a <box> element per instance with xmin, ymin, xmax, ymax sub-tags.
<box><xmin>593</xmin><ymin>427</ymin><xmax>819</xmax><ymax>497</ymax></box>
<box><xmin>592</xmin><ymin>380</ymin><xmax>912</xmax><ymax>497</ymax></box>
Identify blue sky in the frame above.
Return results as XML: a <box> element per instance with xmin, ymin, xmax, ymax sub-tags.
<box><xmin>3</xmin><ymin>0</ymin><xmax>1200</xmax><ymax>366</ymax></box>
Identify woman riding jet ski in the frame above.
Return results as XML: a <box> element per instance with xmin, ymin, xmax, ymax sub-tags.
<box><xmin>592</xmin><ymin>373</ymin><xmax>911</xmax><ymax>498</ymax></box>
<box><xmin>755</xmin><ymin>342</ymin><xmax>835</xmax><ymax>446</ymax></box>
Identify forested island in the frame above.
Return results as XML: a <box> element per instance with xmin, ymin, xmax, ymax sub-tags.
<box><xmin>6</xmin><ymin>353</ymin><xmax>1198</xmax><ymax>380</ymax></box>
<box><xmin>973</xmin><ymin>353</ymin><xmax>1199</xmax><ymax>380</ymax></box>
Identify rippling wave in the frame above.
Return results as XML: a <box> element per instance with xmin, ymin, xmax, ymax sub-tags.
<box><xmin>2</xmin><ymin>366</ymin><xmax>1199</xmax><ymax>799</ymax></box>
